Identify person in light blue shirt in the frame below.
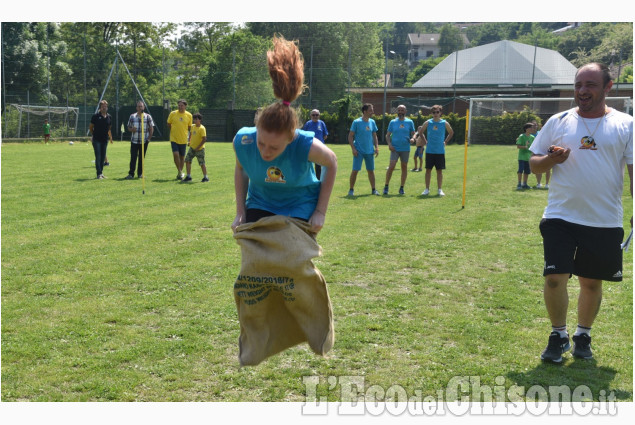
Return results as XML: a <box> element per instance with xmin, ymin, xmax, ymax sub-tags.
<box><xmin>234</xmin><ymin>127</ymin><xmax>321</xmax><ymax>220</ymax></box>
<box><xmin>232</xmin><ymin>35</ymin><xmax>337</xmax><ymax>235</ymax></box>
<box><xmin>347</xmin><ymin>104</ymin><xmax>380</xmax><ymax>196</ymax></box>
<box><xmin>419</xmin><ymin>105</ymin><xmax>454</xmax><ymax>196</ymax></box>
<box><xmin>383</xmin><ymin>104</ymin><xmax>415</xmax><ymax>195</ymax></box>
<box><xmin>302</xmin><ymin>109</ymin><xmax>329</xmax><ymax>180</ymax></box>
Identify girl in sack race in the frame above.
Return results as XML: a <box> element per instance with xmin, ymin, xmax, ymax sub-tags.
<box><xmin>231</xmin><ymin>35</ymin><xmax>338</xmax><ymax>366</ymax></box>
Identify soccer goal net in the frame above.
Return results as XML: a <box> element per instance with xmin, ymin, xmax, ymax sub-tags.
<box><xmin>3</xmin><ymin>104</ymin><xmax>80</xmax><ymax>139</ymax></box>
<box><xmin>467</xmin><ymin>97</ymin><xmax>633</xmax><ymax>145</ymax></box>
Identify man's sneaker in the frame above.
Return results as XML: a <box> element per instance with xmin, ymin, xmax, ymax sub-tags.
<box><xmin>371</xmin><ymin>189</ymin><xmax>380</xmax><ymax>195</ymax></box>
<box><xmin>399</xmin><ymin>187</ymin><xmax>405</xmax><ymax>195</ymax></box>
<box><xmin>125</xmin><ymin>174</ymin><xmax>134</xmax><ymax>180</ymax></box>
<box><xmin>522</xmin><ymin>184</ymin><xmax>531</xmax><ymax>189</ymax></box>
<box><xmin>411</xmin><ymin>168</ymin><xmax>418</xmax><ymax>172</ymax></box>
<box><xmin>438</xmin><ymin>189</ymin><xmax>445</xmax><ymax>196</ymax></box>
<box><xmin>201</xmin><ymin>177</ymin><xmax>209</xmax><ymax>182</ymax></box>
<box><xmin>104</xmin><ymin>162</ymin><xmax>110</xmax><ymax>166</ymax></box>
<box><xmin>572</xmin><ymin>334</ymin><xmax>593</xmax><ymax>359</ymax></box>
<box><xmin>516</xmin><ymin>183</ymin><xmax>522</xmax><ymax>190</ymax></box>
<box><xmin>383</xmin><ymin>186</ymin><xmax>389</xmax><ymax>195</ymax></box>
<box><xmin>177</xmin><ymin>173</ymin><xmax>183</xmax><ymax>180</ymax></box>
<box><xmin>421</xmin><ymin>188</ymin><xmax>430</xmax><ymax>195</ymax></box>
<box><xmin>545</xmin><ymin>184</ymin><xmax>549</xmax><ymax>189</ymax></box>
<box><xmin>540</xmin><ymin>331</ymin><xmax>570</xmax><ymax>363</ymax></box>
<box><xmin>183</xmin><ymin>175</ymin><xmax>192</xmax><ymax>182</ymax></box>
<box><xmin>417</xmin><ymin>168</ymin><xmax>422</xmax><ymax>172</ymax></box>
<box><xmin>535</xmin><ymin>183</ymin><xmax>542</xmax><ymax>189</ymax></box>
<box><xmin>347</xmin><ymin>189</ymin><xmax>354</xmax><ymax>196</ymax></box>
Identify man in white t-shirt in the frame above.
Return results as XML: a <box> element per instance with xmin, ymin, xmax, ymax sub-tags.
<box><xmin>529</xmin><ymin>62</ymin><xmax>633</xmax><ymax>363</ymax></box>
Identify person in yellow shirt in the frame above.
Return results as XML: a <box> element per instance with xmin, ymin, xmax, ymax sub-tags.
<box><xmin>167</xmin><ymin>99</ymin><xmax>193</xmax><ymax>180</ymax></box>
<box><xmin>183</xmin><ymin>113</ymin><xmax>208</xmax><ymax>182</ymax></box>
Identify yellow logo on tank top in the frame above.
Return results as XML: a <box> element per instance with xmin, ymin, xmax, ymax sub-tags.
<box><xmin>266</xmin><ymin>166</ymin><xmax>286</xmax><ymax>183</ymax></box>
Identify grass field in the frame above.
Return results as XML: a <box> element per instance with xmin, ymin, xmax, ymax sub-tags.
<box><xmin>1</xmin><ymin>139</ymin><xmax>632</xmax><ymax>403</ymax></box>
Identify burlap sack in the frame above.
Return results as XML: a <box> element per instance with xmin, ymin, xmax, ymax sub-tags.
<box><xmin>233</xmin><ymin>215</ymin><xmax>334</xmax><ymax>366</ymax></box>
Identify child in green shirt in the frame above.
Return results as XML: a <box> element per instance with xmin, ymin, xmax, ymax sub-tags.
<box><xmin>516</xmin><ymin>123</ymin><xmax>535</xmax><ymax>190</ymax></box>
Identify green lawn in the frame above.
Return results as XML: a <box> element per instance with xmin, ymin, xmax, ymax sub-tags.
<box><xmin>1</xmin><ymin>140</ymin><xmax>632</xmax><ymax>402</ymax></box>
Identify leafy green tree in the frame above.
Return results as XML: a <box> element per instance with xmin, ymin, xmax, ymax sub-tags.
<box><xmin>179</xmin><ymin>22</ymin><xmax>234</xmax><ymax>55</ymax></box>
<box><xmin>466</xmin><ymin>23</ymin><xmax>504</xmax><ymax>47</ymax></box>
<box><xmin>616</xmin><ymin>65</ymin><xmax>633</xmax><ymax>83</ymax></box>
<box><xmin>341</xmin><ymin>23</ymin><xmax>383</xmax><ymax>88</ymax></box>
<box><xmin>438</xmin><ymin>24</ymin><xmax>463</xmax><ymax>55</ymax></box>
<box><xmin>404</xmin><ymin>56</ymin><xmax>446</xmax><ymax>87</ymax></box>
<box><xmin>515</xmin><ymin>24</ymin><xmax>559</xmax><ymax>50</ymax></box>
<box><xmin>201</xmin><ymin>29</ymin><xmax>271</xmax><ymax>109</ymax></box>
<box><xmin>2</xmin><ymin>22</ymin><xmax>69</xmax><ymax>106</ymax></box>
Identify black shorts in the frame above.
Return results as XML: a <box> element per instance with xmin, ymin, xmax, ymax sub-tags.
<box><xmin>517</xmin><ymin>160</ymin><xmax>530</xmax><ymax>174</ymax></box>
<box><xmin>425</xmin><ymin>153</ymin><xmax>445</xmax><ymax>170</ymax></box>
<box><xmin>539</xmin><ymin>218</ymin><xmax>624</xmax><ymax>281</ymax></box>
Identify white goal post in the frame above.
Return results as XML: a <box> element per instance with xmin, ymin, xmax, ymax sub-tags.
<box><xmin>6</xmin><ymin>104</ymin><xmax>80</xmax><ymax>138</ymax></box>
<box><xmin>467</xmin><ymin>97</ymin><xmax>633</xmax><ymax>145</ymax></box>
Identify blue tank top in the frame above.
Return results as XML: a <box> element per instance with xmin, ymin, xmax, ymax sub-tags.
<box><xmin>426</xmin><ymin>119</ymin><xmax>446</xmax><ymax>154</ymax></box>
<box><xmin>234</xmin><ymin>127</ymin><xmax>320</xmax><ymax>220</ymax></box>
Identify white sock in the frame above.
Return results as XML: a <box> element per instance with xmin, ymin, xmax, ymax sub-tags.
<box><xmin>574</xmin><ymin>325</ymin><xmax>591</xmax><ymax>337</ymax></box>
<box><xmin>552</xmin><ymin>325</ymin><xmax>568</xmax><ymax>338</ymax></box>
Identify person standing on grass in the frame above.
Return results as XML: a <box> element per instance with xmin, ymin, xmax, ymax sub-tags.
<box><xmin>411</xmin><ymin>125</ymin><xmax>424</xmax><ymax>172</ymax></box>
<box><xmin>302</xmin><ymin>109</ymin><xmax>329</xmax><ymax>180</ymax></box>
<box><xmin>89</xmin><ymin>100</ymin><xmax>113</xmax><ymax>179</ymax></box>
<box><xmin>529</xmin><ymin>62</ymin><xmax>633</xmax><ymax>363</ymax></box>
<box><xmin>383</xmin><ymin>104</ymin><xmax>415</xmax><ymax>195</ymax></box>
<box><xmin>348</xmin><ymin>103</ymin><xmax>380</xmax><ymax>196</ymax></box>
<box><xmin>419</xmin><ymin>105</ymin><xmax>453</xmax><ymax>196</ymax></box>
<box><xmin>125</xmin><ymin>101</ymin><xmax>154</xmax><ymax>179</ymax></box>
<box><xmin>231</xmin><ymin>35</ymin><xmax>337</xmax><ymax>234</ymax></box>
<box><xmin>531</xmin><ymin>120</ymin><xmax>550</xmax><ymax>189</ymax></box>
<box><xmin>183</xmin><ymin>113</ymin><xmax>208</xmax><ymax>182</ymax></box>
<box><xmin>167</xmin><ymin>99</ymin><xmax>192</xmax><ymax>180</ymax></box>
<box><xmin>43</xmin><ymin>119</ymin><xmax>51</xmax><ymax>144</ymax></box>
<box><xmin>516</xmin><ymin>123</ymin><xmax>534</xmax><ymax>190</ymax></box>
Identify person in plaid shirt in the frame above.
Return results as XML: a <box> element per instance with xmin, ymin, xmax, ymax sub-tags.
<box><xmin>125</xmin><ymin>101</ymin><xmax>154</xmax><ymax>179</ymax></box>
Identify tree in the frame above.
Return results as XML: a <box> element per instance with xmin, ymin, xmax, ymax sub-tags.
<box><xmin>246</xmin><ymin>22</ymin><xmax>350</xmax><ymax>111</ymax></box>
<box><xmin>179</xmin><ymin>23</ymin><xmax>234</xmax><ymax>56</ymax></box>
<box><xmin>467</xmin><ymin>23</ymin><xmax>504</xmax><ymax>47</ymax></box>
<box><xmin>438</xmin><ymin>24</ymin><xmax>463</xmax><ymax>56</ymax></box>
<box><xmin>1</xmin><ymin>22</ymin><xmax>70</xmax><ymax>106</ymax></box>
<box><xmin>341</xmin><ymin>23</ymin><xmax>383</xmax><ymax>88</ymax></box>
<box><xmin>201</xmin><ymin>29</ymin><xmax>271</xmax><ymax>109</ymax></box>
<box><xmin>405</xmin><ymin>56</ymin><xmax>446</xmax><ymax>87</ymax></box>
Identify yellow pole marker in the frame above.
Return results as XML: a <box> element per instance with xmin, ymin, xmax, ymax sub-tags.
<box><xmin>140</xmin><ymin>112</ymin><xmax>146</xmax><ymax>194</ymax></box>
<box><xmin>462</xmin><ymin>109</ymin><xmax>469</xmax><ymax>209</ymax></box>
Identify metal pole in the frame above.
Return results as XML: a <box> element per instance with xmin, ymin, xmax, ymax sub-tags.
<box><xmin>116</xmin><ymin>45</ymin><xmax>120</xmax><ymax>139</ymax></box>
<box><xmin>27</xmin><ymin>90</ymin><xmax>30</xmax><ymax>138</ymax></box>
<box><xmin>453</xmin><ymin>49</ymin><xmax>459</xmax><ymax>113</ymax></box>
<box><xmin>309</xmin><ymin>43</ymin><xmax>313</xmax><ymax>107</ymax></box>
<box><xmin>162</xmin><ymin>46</ymin><xmax>165</xmax><ymax>116</ymax></box>
<box><xmin>382</xmin><ymin>42</ymin><xmax>388</xmax><ymax>144</ymax></box>
<box><xmin>530</xmin><ymin>40</ymin><xmax>537</xmax><ymax>96</ymax></box>
<box><xmin>616</xmin><ymin>48</ymin><xmax>622</xmax><ymax>94</ymax></box>
<box><xmin>46</xmin><ymin>23</ymin><xmax>51</xmax><ymax>122</ymax></box>
<box><xmin>84</xmin><ymin>26</ymin><xmax>87</xmax><ymax>136</ymax></box>
<box><xmin>347</xmin><ymin>42</ymin><xmax>351</xmax><ymax>118</ymax></box>
<box><xmin>232</xmin><ymin>47</ymin><xmax>236</xmax><ymax>109</ymax></box>
<box><xmin>115</xmin><ymin>49</ymin><xmax>161</xmax><ymax>136</ymax></box>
